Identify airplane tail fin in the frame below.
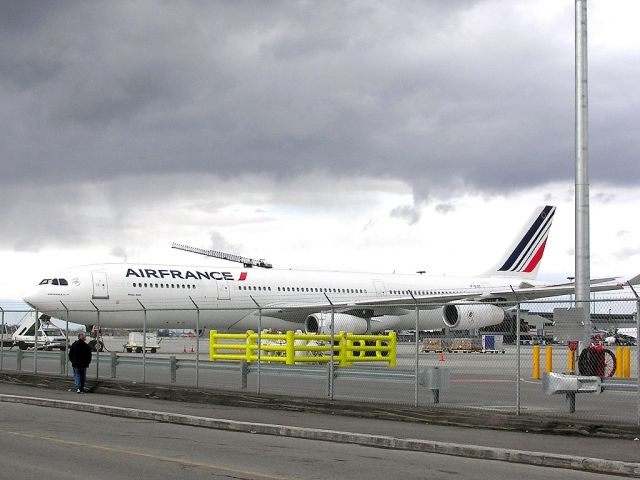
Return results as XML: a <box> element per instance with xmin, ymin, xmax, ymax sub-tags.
<box><xmin>485</xmin><ymin>205</ymin><xmax>556</xmax><ymax>280</ymax></box>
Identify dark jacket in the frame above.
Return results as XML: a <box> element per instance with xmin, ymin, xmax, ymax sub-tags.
<box><xmin>69</xmin><ymin>339</ymin><xmax>92</xmax><ymax>368</ymax></box>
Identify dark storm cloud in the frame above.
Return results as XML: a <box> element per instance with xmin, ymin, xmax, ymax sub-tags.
<box><xmin>1</xmin><ymin>0</ymin><xmax>638</xmax><ymax>201</ymax></box>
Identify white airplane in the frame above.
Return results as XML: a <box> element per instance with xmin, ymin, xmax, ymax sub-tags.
<box><xmin>22</xmin><ymin>206</ymin><xmax>630</xmax><ymax>334</ymax></box>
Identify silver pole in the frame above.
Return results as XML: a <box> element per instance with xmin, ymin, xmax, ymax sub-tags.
<box><xmin>137</xmin><ymin>300</ymin><xmax>147</xmax><ymax>384</ymax></box>
<box><xmin>629</xmin><ymin>282</ymin><xmax>640</xmax><ymax>426</ymax></box>
<box><xmin>324</xmin><ymin>293</ymin><xmax>335</xmax><ymax>400</ymax></box>
<box><xmin>575</xmin><ymin>0</ymin><xmax>591</xmax><ymax>345</ymax></box>
<box><xmin>33</xmin><ymin>311</ymin><xmax>38</xmax><ymax>374</ymax></box>
<box><xmin>189</xmin><ymin>297</ymin><xmax>200</xmax><ymax>389</ymax></box>
<box><xmin>89</xmin><ymin>301</ymin><xmax>100</xmax><ymax>381</ymax></box>
<box><xmin>61</xmin><ymin>302</ymin><xmax>70</xmax><ymax>376</ymax></box>
<box><xmin>250</xmin><ymin>296</ymin><xmax>261</xmax><ymax>394</ymax></box>
<box><xmin>409</xmin><ymin>292</ymin><xmax>419</xmax><ymax>408</ymax></box>
<box><xmin>0</xmin><ymin>307</ymin><xmax>4</xmax><ymax>371</ymax></box>
<box><xmin>510</xmin><ymin>287</ymin><xmax>521</xmax><ymax>415</ymax></box>
<box><xmin>516</xmin><ymin>303</ymin><xmax>521</xmax><ymax>415</ymax></box>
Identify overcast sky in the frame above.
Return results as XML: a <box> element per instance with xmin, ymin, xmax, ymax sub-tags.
<box><xmin>1</xmin><ymin>0</ymin><xmax>639</xmax><ymax>301</ymax></box>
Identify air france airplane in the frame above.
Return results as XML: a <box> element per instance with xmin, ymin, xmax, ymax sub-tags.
<box><xmin>22</xmin><ymin>206</ymin><xmax>628</xmax><ymax>334</ymax></box>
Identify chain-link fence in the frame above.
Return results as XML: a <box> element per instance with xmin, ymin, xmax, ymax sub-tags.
<box><xmin>1</xmin><ymin>297</ymin><xmax>638</xmax><ymax>425</ymax></box>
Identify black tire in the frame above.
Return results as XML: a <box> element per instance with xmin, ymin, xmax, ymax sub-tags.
<box><xmin>602</xmin><ymin>348</ymin><xmax>617</xmax><ymax>378</ymax></box>
<box><xmin>18</xmin><ymin>342</ymin><xmax>27</xmax><ymax>351</ymax></box>
<box><xmin>136</xmin><ymin>347</ymin><xmax>143</xmax><ymax>353</ymax></box>
<box><xmin>578</xmin><ymin>347</ymin><xmax>617</xmax><ymax>377</ymax></box>
<box><xmin>150</xmin><ymin>348</ymin><xmax>157</xmax><ymax>353</ymax></box>
<box><xmin>126</xmin><ymin>348</ymin><xmax>132</xmax><ymax>353</ymax></box>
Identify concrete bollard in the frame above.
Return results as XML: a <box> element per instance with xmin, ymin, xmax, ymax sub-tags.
<box><xmin>170</xmin><ymin>355</ymin><xmax>177</xmax><ymax>383</ymax></box>
<box><xmin>59</xmin><ymin>351</ymin><xmax>66</xmax><ymax>375</ymax></box>
<box><xmin>110</xmin><ymin>352</ymin><xmax>117</xmax><ymax>379</ymax></box>
<box><xmin>16</xmin><ymin>349</ymin><xmax>22</xmax><ymax>371</ymax></box>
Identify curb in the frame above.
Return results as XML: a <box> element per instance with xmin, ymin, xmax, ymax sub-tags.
<box><xmin>2</xmin><ymin>393</ymin><xmax>639</xmax><ymax>477</ymax></box>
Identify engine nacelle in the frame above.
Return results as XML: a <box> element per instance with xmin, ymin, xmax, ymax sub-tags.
<box><xmin>305</xmin><ymin>312</ymin><xmax>369</xmax><ymax>334</ymax></box>
<box><xmin>442</xmin><ymin>303</ymin><xmax>505</xmax><ymax>330</ymax></box>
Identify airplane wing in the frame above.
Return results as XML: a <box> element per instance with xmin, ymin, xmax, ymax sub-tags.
<box><xmin>258</xmin><ymin>276</ymin><xmax>633</xmax><ymax>322</ymax></box>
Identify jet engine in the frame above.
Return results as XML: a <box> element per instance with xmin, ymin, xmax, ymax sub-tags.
<box><xmin>305</xmin><ymin>312</ymin><xmax>369</xmax><ymax>334</ymax></box>
<box><xmin>442</xmin><ymin>302</ymin><xmax>505</xmax><ymax>330</ymax></box>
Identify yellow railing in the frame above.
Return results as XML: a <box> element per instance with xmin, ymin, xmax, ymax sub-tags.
<box><xmin>209</xmin><ymin>330</ymin><xmax>396</xmax><ymax>367</ymax></box>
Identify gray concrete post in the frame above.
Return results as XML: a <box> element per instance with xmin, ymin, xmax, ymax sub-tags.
<box><xmin>110</xmin><ymin>352</ymin><xmax>117</xmax><ymax>379</ymax></box>
<box><xmin>16</xmin><ymin>349</ymin><xmax>22</xmax><ymax>371</ymax></box>
<box><xmin>170</xmin><ymin>355</ymin><xmax>177</xmax><ymax>383</ymax></box>
<box><xmin>240</xmin><ymin>360</ymin><xmax>248</xmax><ymax>389</ymax></box>
<box><xmin>189</xmin><ymin>297</ymin><xmax>200</xmax><ymax>388</ymax></box>
<box><xmin>59</xmin><ymin>350</ymin><xmax>65</xmax><ymax>375</ymax></box>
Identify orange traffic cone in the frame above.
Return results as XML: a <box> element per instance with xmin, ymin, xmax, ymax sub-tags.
<box><xmin>190</xmin><ymin>346</ymin><xmax>194</xmax><ymax>353</ymax></box>
<box><xmin>183</xmin><ymin>345</ymin><xmax>187</xmax><ymax>353</ymax></box>
<box><xmin>439</xmin><ymin>352</ymin><xmax>445</xmax><ymax>362</ymax></box>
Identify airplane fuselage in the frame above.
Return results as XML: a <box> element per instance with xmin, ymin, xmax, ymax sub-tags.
<box><xmin>23</xmin><ymin>263</ymin><xmax>530</xmax><ymax>333</ymax></box>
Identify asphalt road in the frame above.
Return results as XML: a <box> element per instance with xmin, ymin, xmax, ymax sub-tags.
<box><xmin>0</xmin><ymin>401</ymin><xmax>632</xmax><ymax>480</ymax></box>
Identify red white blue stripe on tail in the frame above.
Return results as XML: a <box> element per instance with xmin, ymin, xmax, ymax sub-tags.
<box><xmin>488</xmin><ymin>205</ymin><xmax>556</xmax><ymax>280</ymax></box>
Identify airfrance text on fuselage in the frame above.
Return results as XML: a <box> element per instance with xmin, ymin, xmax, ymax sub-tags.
<box><xmin>126</xmin><ymin>268</ymin><xmax>245</xmax><ymax>281</ymax></box>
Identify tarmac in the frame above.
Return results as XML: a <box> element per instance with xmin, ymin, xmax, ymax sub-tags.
<box><xmin>1</xmin><ymin>372</ymin><xmax>639</xmax><ymax>477</ymax></box>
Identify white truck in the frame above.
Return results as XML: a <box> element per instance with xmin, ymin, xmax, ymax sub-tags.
<box><xmin>12</xmin><ymin>313</ymin><xmax>67</xmax><ymax>351</ymax></box>
<box><xmin>1</xmin><ymin>323</ymin><xmax>13</xmax><ymax>348</ymax></box>
<box><xmin>123</xmin><ymin>332</ymin><xmax>161</xmax><ymax>353</ymax></box>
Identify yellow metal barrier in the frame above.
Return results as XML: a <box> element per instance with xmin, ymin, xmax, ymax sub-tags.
<box><xmin>623</xmin><ymin>347</ymin><xmax>631</xmax><ymax>378</ymax></box>
<box><xmin>567</xmin><ymin>349</ymin><xmax>575</xmax><ymax>374</ymax></box>
<box><xmin>616</xmin><ymin>346</ymin><xmax>623</xmax><ymax>378</ymax></box>
<box><xmin>532</xmin><ymin>345</ymin><xmax>540</xmax><ymax>380</ymax></box>
<box><xmin>209</xmin><ymin>330</ymin><xmax>397</xmax><ymax>367</ymax></box>
<box><xmin>545</xmin><ymin>346</ymin><xmax>553</xmax><ymax>373</ymax></box>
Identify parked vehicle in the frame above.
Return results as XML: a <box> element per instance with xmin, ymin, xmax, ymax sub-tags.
<box><xmin>12</xmin><ymin>314</ymin><xmax>66</xmax><ymax>350</ymax></box>
<box><xmin>123</xmin><ymin>332</ymin><xmax>161</xmax><ymax>353</ymax></box>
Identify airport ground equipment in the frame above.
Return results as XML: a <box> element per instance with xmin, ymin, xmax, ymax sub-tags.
<box><xmin>209</xmin><ymin>330</ymin><xmax>396</xmax><ymax>367</ymax></box>
<box><xmin>172</xmin><ymin>242</ymin><xmax>272</xmax><ymax>268</ymax></box>
<box><xmin>421</xmin><ymin>335</ymin><xmax>504</xmax><ymax>354</ymax></box>
<box><xmin>12</xmin><ymin>314</ymin><xmax>66</xmax><ymax>351</ymax></box>
<box><xmin>123</xmin><ymin>332</ymin><xmax>161</xmax><ymax>353</ymax></box>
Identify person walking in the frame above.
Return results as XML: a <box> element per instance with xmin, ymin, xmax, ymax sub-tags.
<box><xmin>69</xmin><ymin>332</ymin><xmax>92</xmax><ymax>393</ymax></box>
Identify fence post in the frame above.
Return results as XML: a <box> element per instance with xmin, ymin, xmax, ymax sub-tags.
<box><xmin>409</xmin><ymin>292</ymin><xmax>419</xmax><ymax>408</ymax></box>
<box><xmin>90</xmin><ymin>301</ymin><xmax>101</xmax><ymax>381</ymax></box>
<box><xmin>509</xmin><ymin>288</ymin><xmax>522</xmax><ymax>416</ymax></box>
<box><xmin>627</xmin><ymin>282</ymin><xmax>640</xmax><ymax>427</ymax></box>
<box><xmin>16</xmin><ymin>349</ymin><xmax>22</xmax><ymax>371</ymax></box>
<box><xmin>250</xmin><ymin>296</ymin><xmax>262</xmax><ymax>395</ymax></box>
<box><xmin>323</xmin><ymin>294</ymin><xmax>336</xmax><ymax>400</ymax></box>
<box><xmin>33</xmin><ymin>310</ymin><xmax>38</xmax><ymax>374</ymax></box>
<box><xmin>170</xmin><ymin>355</ymin><xmax>177</xmax><ymax>383</ymax></box>
<box><xmin>137</xmin><ymin>300</ymin><xmax>147</xmax><ymax>384</ymax></box>
<box><xmin>110</xmin><ymin>352</ymin><xmax>117</xmax><ymax>379</ymax></box>
<box><xmin>0</xmin><ymin>306</ymin><xmax>4</xmax><ymax>372</ymax></box>
<box><xmin>189</xmin><ymin>297</ymin><xmax>200</xmax><ymax>389</ymax></box>
<box><xmin>61</xmin><ymin>302</ymin><xmax>70</xmax><ymax>377</ymax></box>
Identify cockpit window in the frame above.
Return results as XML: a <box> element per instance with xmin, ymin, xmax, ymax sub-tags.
<box><xmin>39</xmin><ymin>279</ymin><xmax>51</xmax><ymax>285</ymax></box>
<box><xmin>52</xmin><ymin>279</ymin><xmax>59</xmax><ymax>285</ymax></box>
<box><xmin>59</xmin><ymin>278</ymin><xmax>68</xmax><ymax>286</ymax></box>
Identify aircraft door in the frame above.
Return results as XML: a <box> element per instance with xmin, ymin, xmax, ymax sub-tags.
<box><xmin>372</xmin><ymin>279</ymin><xmax>386</xmax><ymax>296</ymax></box>
<box><xmin>91</xmin><ymin>271</ymin><xmax>109</xmax><ymax>299</ymax></box>
<box><xmin>217</xmin><ymin>279</ymin><xmax>230</xmax><ymax>300</ymax></box>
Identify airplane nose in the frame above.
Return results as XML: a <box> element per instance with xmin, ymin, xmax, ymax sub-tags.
<box><xmin>22</xmin><ymin>288</ymin><xmax>39</xmax><ymax>308</ymax></box>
